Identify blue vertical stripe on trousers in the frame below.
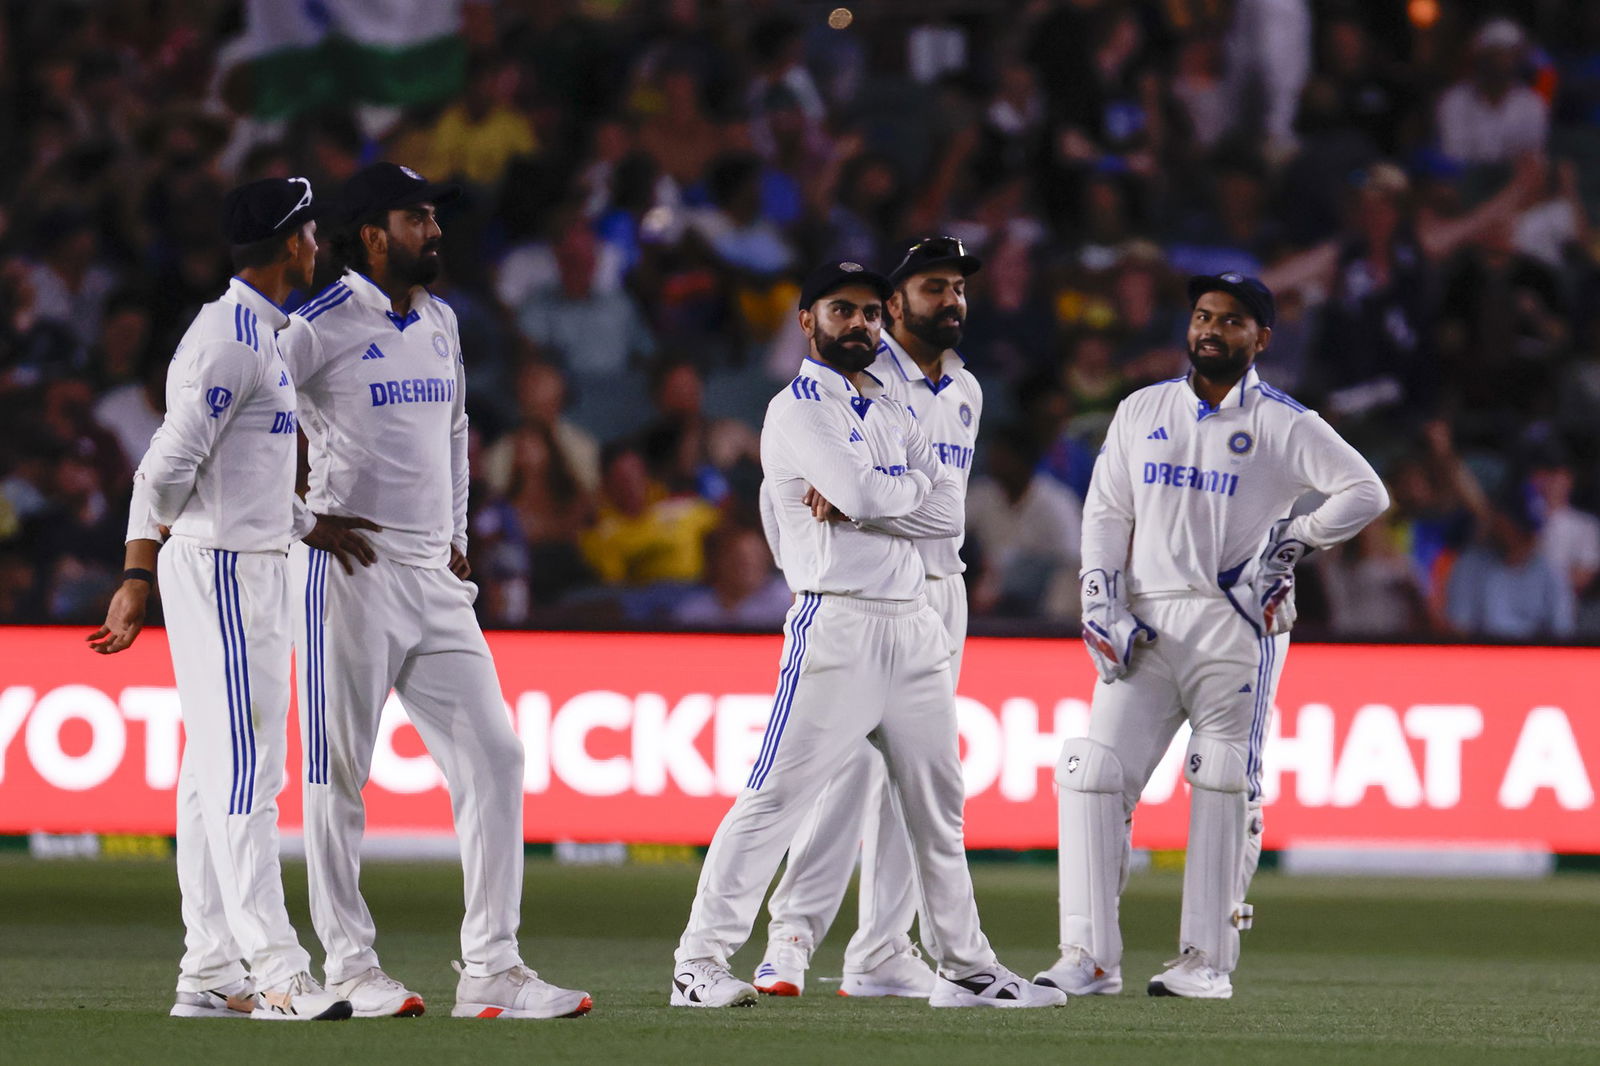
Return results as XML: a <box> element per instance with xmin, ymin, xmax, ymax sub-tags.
<box><xmin>213</xmin><ymin>551</ymin><xmax>255</xmax><ymax>814</ymax></box>
<box><xmin>1246</xmin><ymin>636</ymin><xmax>1274</xmax><ymax>801</ymax></box>
<box><xmin>304</xmin><ymin>548</ymin><xmax>328</xmax><ymax>784</ymax></box>
<box><xmin>747</xmin><ymin>592</ymin><xmax>822</xmax><ymax>790</ymax></box>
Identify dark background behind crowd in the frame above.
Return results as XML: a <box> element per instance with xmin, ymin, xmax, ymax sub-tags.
<box><xmin>3</xmin><ymin>0</ymin><xmax>1598</xmax><ymax>643</ymax></box>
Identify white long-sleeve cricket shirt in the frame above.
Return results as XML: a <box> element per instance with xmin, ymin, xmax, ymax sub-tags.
<box><xmin>278</xmin><ymin>270</ymin><xmax>468</xmax><ymax>569</ymax></box>
<box><xmin>1081</xmin><ymin>365</ymin><xmax>1388</xmax><ymax>597</ymax></box>
<box><xmin>127</xmin><ymin>277</ymin><xmax>313</xmax><ymax>551</ymax></box>
<box><xmin>760</xmin><ymin>356</ymin><xmax>963</xmax><ymax>601</ymax></box>
<box><xmin>868</xmin><ymin>332</ymin><xmax>982</xmax><ymax>578</ymax></box>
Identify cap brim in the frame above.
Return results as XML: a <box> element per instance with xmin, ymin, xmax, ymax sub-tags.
<box><xmin>805</xmin><ymin>271</ymin><xmax>894</xmax><ymax>309</ymax></box>
<box><xmin>388</xmin><ymin>181</ymin><xmax>462</xmax><ymax>209</ymax></box>
<box><xmin>889</xmin><ymin>253</ymin><xmax>982</xmax><ymax>285</ymax></box>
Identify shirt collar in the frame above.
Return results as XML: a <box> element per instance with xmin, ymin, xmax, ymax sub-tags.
<box><xmin>341</xmin><ymin>268</ymin><xmax>433</xmax><ymax>316</ymax></box>
<box><xmin>227</xmin><ymin>276</ymin><xmax>290</xmax><ymax>333</ymax></box>
<box><xmin>876</xmin><ymin>331</ymin><xmax>963</xmax><ymax>392</ymax></box>
<box><xmin>1186</xmin><ymin>365</ymin><xmax>1260</xmax><ymax>420</ymax></box>
<box><xmin>798</xmin><ymin>356</ymin><xmax>885</xmax><ymax>399</ymax></box>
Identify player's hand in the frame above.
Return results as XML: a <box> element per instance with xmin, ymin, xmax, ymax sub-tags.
<box><xmin>449</xmin><ymin>545</ymin><xmax>471</xmax><ymax>580</ymax></box>
<box><xmin>86</xmin><ymin>581</ymin><xmax>150</xmax><ymax>655</ymax></box>
<box><xmin>1080</xmin><ymin>568</ymin><xmax>1156</xmax><ymax>683</ymax></box>
<box><xmin>803</xmin><ymin>485</ymin><xmax>846</xmax><ymax>522</ymax></box>
<box><xmin>1253</xmin><ymin>519</ymin><xmax>1309</xmax><ymax>636</ymax></box>
<box><xmin>305</xmin><ymin>514</ymin><xmax>381</xmax><ymax>575</ymax></box>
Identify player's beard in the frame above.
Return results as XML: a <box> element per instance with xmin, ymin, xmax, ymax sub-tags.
<box><xmin>388</xmin><ymin>238</ymin><xmax>442</xmax><ymax>287</ymax></box>
<box><xmin>1188</xmin><ymin>336</ymin><xmax>1252</xmax><ymax>384</ymax></box>
<box><xmin>815</xmin><ymin>324</ymin><xmax>876</xmax><ymax>373</ymax></box>
<box><xmin>901</xmin><ymin>303</ymin><xmax>964</xmax><ymax>350</ymax></box>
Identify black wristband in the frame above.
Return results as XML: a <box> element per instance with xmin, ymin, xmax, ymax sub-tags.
<box><xmin>123</xmin><ymin>568</ymin><xmax>156</xmax><ymax>585</ymax></box>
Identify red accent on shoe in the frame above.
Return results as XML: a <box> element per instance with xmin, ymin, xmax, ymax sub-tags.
<box><xmin>755</xmin><ymin>981</ymin><xmax>800</xmax><ymax>997</ymax></box>
<box><xmin>836</xmin><ymin>989</ymin><xmax>851</xmax><ymax>997</ymax></box>
<box><xmin>395</xmin><ymin>996</ymin><xmax>425</xmax><ymax>1017</ymax></box>
<box><xmin>476</xmin><ymin>1007</ymin><xmax>504</xmax><ymax>1018</ymax></box>
<box><xmin>563</xmin><ymin>996</ymin><xmax>593</xmax><ymax>1018</ymax></box>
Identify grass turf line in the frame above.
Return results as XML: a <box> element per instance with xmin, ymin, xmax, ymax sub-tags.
<box><xmin>2</xmin><ymin>857</ymin><xmax>1597</xmax><ymax>1065</ymax></box>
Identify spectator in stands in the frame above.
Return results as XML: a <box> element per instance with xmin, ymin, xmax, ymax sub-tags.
<box><xmin>426</xmin><ymin>53</ymin><xmax>538</xmax><ymax>187</ymax></box>
<box><xmin>481</xmin><ymin>360</ymin><xmax>601</xmax><ymax>498</ymax></box>
<box><xmin>1447</xmin><ymin>491</ymin><xmax>1575</xmax><ymax>641</ymax></box>
<box><xmin>1317</xmin><ymin>513</ymin><xmax>1429</xmax><ymax>638</ymax></box>
<box><xmin>1436</xmin><ymin>19</ymin><xmax>1549</xmax><ymax>167</ymax></box>
<box><xmin>966</xmin><ymin>424</ymin><xmax>1082</xmax><ymax>622</ymax></box>
<box><xmin>670</xmin><ymin>524</ymin><xmax>791</xmax><ymax>629</ymax></box>
<box><xmin>1527</xmin><ymin>444</ymin><xmax>1600</xmax><ymax>606</ymax></box>
<box><xmin>25</xmin><ymin>211</ymin><xmax>115</xmax><ymax>360</ymax></box>
<box><xmin>580</xmin><ymin>443</ymin><xmax>719</xmax><ymax>587</ymax></box>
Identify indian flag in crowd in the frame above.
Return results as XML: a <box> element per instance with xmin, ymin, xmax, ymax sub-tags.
<box><xmin>216</xmin><ymin>0</ymin><xmax>465</xmax><ymax>118</ymax></box>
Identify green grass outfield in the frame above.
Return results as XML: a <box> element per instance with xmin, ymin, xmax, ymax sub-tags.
<box><xmin>2</xmin><ymin>855</ymin><xmax>1596</xmax><ymax>1065</ymax></box>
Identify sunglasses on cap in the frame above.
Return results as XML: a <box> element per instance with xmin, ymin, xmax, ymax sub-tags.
<box><xmin>906</xmin><ymin>235</ymin><xmax>966</xmax><ymax>258</ymax></box>
<box><xmin>273</xmin><ymin>178</ymin><xmax>314</xmax><ymax>231</ymax></box>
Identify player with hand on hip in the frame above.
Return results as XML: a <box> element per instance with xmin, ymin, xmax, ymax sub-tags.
<box><xmin>88</xmin><ymin>178</ymin><xmax>356</xmax><ymax>1021</ymax></box>
<box><xmin>279</xmin><ymin>163</ymin><xmax>591</xmax><ymax>1020</ymax></box>
<box><xmin>755</xmin><ymin>237</ymin><xmax>983</xmax><ymax>1000</ymax></box>
<box><xmin>1036</xmin><ymin>274</ymin><xmax>1388</xmax><ymax>1000</ymax></box>
<box><xmin>670</xmin><ymin>260</ymin><xmax>1063</xmax><ymax>1011</ymax></box>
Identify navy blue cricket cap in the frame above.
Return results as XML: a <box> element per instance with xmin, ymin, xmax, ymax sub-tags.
<box><xmin>336</xmin><ymin>162</ymin><xmax>460</xmax><ymax>226</ymax></box>
<box><xmin>221</xmin><ymin>177</ymin><xmax>328</xmax><ymax>244</ymax></box>
<box><xmin>798</xmin><ymin>259</ymin><xmax>893</xmax><ymax>310</ymax></box>
<box><xmin>1187</xmin><ymin>272</ymin><xmax>1275</xmax><ymax>328</ymax></box>
<box><xmin>888</xmin><ymin>234</ymin><xmax>982</xmax><ymax>285</ymax></box>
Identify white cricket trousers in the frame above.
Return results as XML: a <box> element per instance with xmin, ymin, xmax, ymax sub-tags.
<box><xmin>161</xmin><ymin>536</ymin><xmax>311</xmax><ymax>992</ymax></box>
<box><xmin>676</xmin><ymin>591</ymin><xmax>996</xmax><ymax>977</ymax></box>
<box><xmin>1082</xmin><ymin>594</ymin><xmax>1288</xmax><ymax>967</ymax></box>
<box><xmin>764</xmin><ymin>574</ymin><xmax>968</xmax><ymax>971</ymax></box>
<box><xmin>292</xmin><ymin>544</ymin><xmax>525</xmax><ymax>982</ymax></box>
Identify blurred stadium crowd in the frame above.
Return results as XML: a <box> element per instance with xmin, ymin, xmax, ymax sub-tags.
<box><xmin>2</xmin><ymin>0</ymin><xmax>1598</xmax><ymax>642</ymax></box>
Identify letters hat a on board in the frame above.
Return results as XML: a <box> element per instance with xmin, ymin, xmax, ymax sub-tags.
<box><xmin>221</xmin><ymin>177</ymin><xmax>329</xmax><ymax>244</ymax></box>
<box><xmin>336</xmin><ymin>162</ymin><xmax>460</xmax><ymax>226</ymax></box>
<box><xmin>887</xmin><ymin>234</ymin><xmax>983</xmax><ymax>285</ymax></box>
<box><xmin>1187</xmin><ymin>272</ymin><xmax>1276</xmax><ymax>328</ymax></box>
<box><xmin>798</xmin><ymin>259</ymin><xmax>893</xmax><ymax>310</ymax></box>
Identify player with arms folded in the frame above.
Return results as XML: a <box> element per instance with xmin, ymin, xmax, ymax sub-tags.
<box><xmin>670</xmin><ymin>260</ymin><xmax>1063</xmax><ymax>1011</ymax></box>
<box><xmin>1036</xmin><ymin>274</ymin><xmax>1388</xmax><ymax>999</ymax></box>
<box><xmin>754</xmin><ymin>237</ymin><xmax>984</xmax><ymax>1000</ymax></box>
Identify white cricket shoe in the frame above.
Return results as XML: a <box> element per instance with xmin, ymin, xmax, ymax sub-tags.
<box><xmin>929</xmin><ymin>964</ymin><xmax>1068</xmax><ymax>1009</ymax></box>
<box><xmin>251</xmin><ymin>972</ymin><xmax>353</xmax><ymax>1020</ymax></box>
<box><xmin>170</xmin><ymin>976</ymin><xmax>258</xmax><ymax>1018</ymax></box>
<box><xmin>1147</xmin><ymin>949</ymin><xmax>1232</xmax><ymax>999</ymax></box>
<box><xmin>451</xmin><ymin>961</ymin><xmax>592</xmax><ymax>1019</ymax></box>
<box><xmin>671</xmin><ymin>958</ymin><xmax>759</xmax><ymax>1008</ymax></box>
<box><xmin>752</xmin><ymin>935</ymin><xmax>810</xmax><ymax>996</ymax></box>
<box><xmin>839</xmin><ymin>944</ymin><xmax>937</xmax><ymax>998</ymax></box>
<box><xmin>332</xmin><ymin>966</ymin><xmax>426</xmax><ymax>1018</ymax></box>
<box><xmin>1033</xmin><ymin>946</ymin><xmax>1123</xmax><ymax>995</ymax></box>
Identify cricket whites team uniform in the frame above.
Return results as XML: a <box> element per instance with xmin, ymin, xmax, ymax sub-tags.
<box><xmin>281</xmin><ymin>268</ymin><xmax>588</xmax><ymax>1018</ymax></box>
<box><xmin>1050</xmin><ymin>365</ymin><xmax>1386</xmax><ymax>995</ymax></box>
<box><xmin>130</xmin><ymin>277</ymin><xmax>342</xmax><ymax>1018</ymax></box>
<box><xmin>674</xmin><ymin>353</ymin><xmax>1060</xmax><ymax>1010</ymax></box>
<box><xmin>761</xmin><ymin>333</ymin><xmax>981</xmax><ymax>992</ymax></box>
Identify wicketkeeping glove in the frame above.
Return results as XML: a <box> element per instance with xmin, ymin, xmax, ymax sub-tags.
<box><xmin>1080</xmin><ymin>568</ymin><xmax>1157</xmax><ymax>684</ymax></box>
<box><xmin>1252</xmin><ymin>519</ymin><xmax>1310</xmax><ymax>636</ymax></box>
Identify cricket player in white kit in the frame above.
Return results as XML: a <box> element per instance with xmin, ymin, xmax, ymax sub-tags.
<box><xmin>1035</xmin><ymin>274</ymin><xmax>1388</xmax><ymax>999</ymax></box>
<box><xmin>671</xmin><ymin>260</ymin><xmax>1063</xmax><ymax>1011</ymax></box>
<box><xmin>756</xmin><ymin>238</ymin><xmax>983</xmax><ymax>1000</ymax></box>
<box><xmin>89</xmin><ymin>178</ymin><xmax>358</xmax><ymax>1021</ymax></box>
<box><xmin>279</xmin><ymin>163</ymin><xmax>590</xmax><ymax>1020</ymax></box>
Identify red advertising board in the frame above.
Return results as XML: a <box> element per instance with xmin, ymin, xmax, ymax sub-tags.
<box><xmin>2</xmin><ymin>628</ymin><xmax>1596</xmax><ymax>851</ymax></box>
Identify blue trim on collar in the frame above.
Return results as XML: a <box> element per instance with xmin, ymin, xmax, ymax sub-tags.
<box><xmin>230</xmin><ymin>276</ymin><xmax>288</xmax><ymax>314</ymax></box>
<box><xmin>386</xmin><ymin>308</ymin><xmax>422</xmax><ymax>331</ymax></box>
